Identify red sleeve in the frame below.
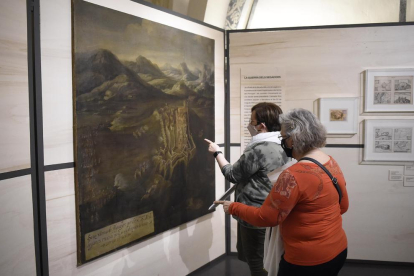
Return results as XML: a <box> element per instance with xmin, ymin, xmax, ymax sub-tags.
<box><xmin>229</xmin><ymin>170</ymin><xmax>300</xmax><ymax>227</ymax></box>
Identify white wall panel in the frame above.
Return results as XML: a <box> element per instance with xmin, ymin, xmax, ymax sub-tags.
<box><xmin>41</xmin><ymin>0</ymin><xmax>74</xmax><ymax>166</ymax></box>
<box><xmin>229</xmin><ymin>25</ymin><xmax>414</xmax><ymax>262</ymax></box>
<box><xmin>229</xmin><ymin>26</ymin><xmax>414</xmax><ymax>145</ymax></box>
<box><xmin>46</xmin><ymin>168</ymin><xmax>225</xmax><ymax>275</ymax></box>
<box><xmin>0</xmin><ymin>175</ymin><xmax>36</xmax><ymax>276</ymax></box>
<box><xmin>42</xmin><ymin>0</ymin><xmax>226</xmax><ymax>274</ymax></box>
<box><xmin>0</xmin><ymin>0</ymin><xmax>30</xmax><ymax>173</ymax></box>
<box><xmin>409</xmin><ymin>0</ymin><xmax>414</xmax><ymax>22</ymax></box>
<box><xmin>249</xmin><ymin>0</ymin><xmax>399</xmax><ymax>29</ymax></box>
<box><xmin>45</xmin><ymin>168</ymin><xmax>75</xmax><ymax>201</ymax></box>
<box><xmin>204</xmin><ymin>0</ymin><xmax>230</xmax><ymax>29</ymax></box>
<box><xmin>324</xmin><ymin>147</ymin><xmax>414</xmax><ymax>262</ymax></box>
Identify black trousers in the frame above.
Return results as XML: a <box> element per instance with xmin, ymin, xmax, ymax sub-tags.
<box><xmin>237</xmin><ymin>223</ymin><xmax>268</xmax><ymax>276</ymax></box>
<box><xmin>277</xmin><ymin>248</ymin><xmax>348</xmax><ymax>276</ymax></box>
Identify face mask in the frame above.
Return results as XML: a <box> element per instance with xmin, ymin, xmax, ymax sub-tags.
<box><xmin>247</xmin><ymin>124</ymin><xmax>259</xmax><ymax>136</ymax></box>
<box><xmin>281</xmin><ymin>138</ymin><xmax>293</xmax><ymax>158</ymax></box>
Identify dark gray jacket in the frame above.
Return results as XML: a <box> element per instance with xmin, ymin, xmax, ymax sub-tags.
<box><xmin>221</xmin><ymin>138</ymin><xmax>288</xmax><ymax>228</ymax></box>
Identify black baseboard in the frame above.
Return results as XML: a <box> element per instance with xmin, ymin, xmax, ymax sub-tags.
<box><xmin>225</xmin><ymin>252</ymin><xmax>414</xmax><ymax>267</ymax></box>
<box><xmin>187</xmin><ymin>254</ymin><xmax>228</xmax><ymax>275</ymax></box>
<box><xmin>346</xmin><ymin>259</ymin><xmax>414</xmax><ymax>267</ymax></box>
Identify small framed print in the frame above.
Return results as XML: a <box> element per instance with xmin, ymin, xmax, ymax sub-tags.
<box><xmin>364</xmin><ymin>69</ymin><xmax>414</xmax><ymax>113</ymax></box>
<box><xmin>318</xmin><ymin>97</ymin><xmax>358</xmax><ymax>134</ymax></box>
<box><xmin>363</xmin><ymin>119</ymin><xmax>414</xmax><ymax>164</ymax></box>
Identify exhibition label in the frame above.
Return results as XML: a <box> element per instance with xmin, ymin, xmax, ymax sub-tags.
<box><xmin>240</xmin><ymin>66</ymin><xmax>285</xmax><ymax>151</ymax></box>
<box><xmin>85</xmin><ymin>211</ymin><xmax>154</xmax><ymax>260</ymax></box>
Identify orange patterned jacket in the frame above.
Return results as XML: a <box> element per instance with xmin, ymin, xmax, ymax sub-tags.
<box><xmin>229</xmin><ymin>157</ymin><xmax>349</xmax><ymax>266</ymax></box>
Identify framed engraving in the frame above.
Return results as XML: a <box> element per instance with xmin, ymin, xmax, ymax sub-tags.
<box><xmin>318</xmin><ymin>97</ymin><xmax>358</xmax><ymax>134</ymax></box>
<box><xmin>364</xmin><ymin>69</ymin><xmax>414</xmax><ymax>113</ymax></box>
<box><xmin>363</xmin><ymin>119</ymin><xmax>414</xmax><ymax>163</ymax></box>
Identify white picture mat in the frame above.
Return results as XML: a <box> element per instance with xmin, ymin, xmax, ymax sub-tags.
<box><xmin>319</xmin><ymin>97</ymin><xmax>358</xmax><ymax>134</ymax></box>
<box><xmin>363</xmin><ymin>119</ymin><xmax>414</xmax><ymax>162</ymax></box>
<box><xmin>364</xmin><ymin>68</ymin><xmax>414</xmax><ymax>113</ymax></box>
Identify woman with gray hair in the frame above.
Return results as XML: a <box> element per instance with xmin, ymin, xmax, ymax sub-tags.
<box><xmin>216</xmin><ymin>108</ymin><xmax>349</xmax><ymax>276</ymax></box>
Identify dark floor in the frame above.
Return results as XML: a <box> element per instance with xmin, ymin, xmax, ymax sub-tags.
<box><xmin>189</xmin><ymin>255</ymin><xmax>414</xmax><ymax>276</ymax></box>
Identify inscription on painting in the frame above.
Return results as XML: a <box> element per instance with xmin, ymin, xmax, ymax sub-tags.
<box><xmin>85</xmin><ymin>212</ymin><xmax>154</xmax><ymax>260</ymax></box>
<box><xmin>73</xmin><ymin>0</ymin><xmax>215</xmax><ymax>264</ymax></box>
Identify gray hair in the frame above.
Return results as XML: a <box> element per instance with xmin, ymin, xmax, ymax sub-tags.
<box><xmin>279</xmin><ymin>108</ymin><xmax>326</xmax><ymax>155</ymax></box>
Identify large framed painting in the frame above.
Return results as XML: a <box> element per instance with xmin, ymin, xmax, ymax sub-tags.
<box><xmin>362</xmin><ymin>119</ymin><xmax>414</xmax><ymax>164</ymax></box>
<box><xmin>73</xmin><ymin>0</ymin><xmax>216</xmax><ymax>264</ymax></box>
<box><xmin>364</xmin><ymin>68</ymin><xmax>414</xmax><ymax>113</ymax></box>
<box><xmin>318</xmin><ymin>97</ymin><xmax>358</xmax><ymax>135</ymax></box>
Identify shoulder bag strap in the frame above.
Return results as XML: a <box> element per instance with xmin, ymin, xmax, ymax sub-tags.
<box><xmin>299</xmin><ymin>157</ymin><xmax>343</xmax><ymax>204</ymax></box>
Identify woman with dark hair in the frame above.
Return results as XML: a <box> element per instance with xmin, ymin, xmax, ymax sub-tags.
<box><xmin>205</xmin><ymin>102</ymin><xmax>289</xmax><ymax>276</ymax></box>
<box><xmin>215</xmin><ymin>108</ymin><xmax>349</xmax><ymax>276</ymax></box>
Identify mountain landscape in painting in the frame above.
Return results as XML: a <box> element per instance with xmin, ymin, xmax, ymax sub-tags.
<box><xmin>73</xmin><ymin>0</ymin><xmax>215</xmax><ymax>263</ymax></box>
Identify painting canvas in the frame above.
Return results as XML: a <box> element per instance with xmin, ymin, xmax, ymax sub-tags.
<box><xmin>73</xmin><ymin>0</ymin><xmax>215</xmax><ymax>264</ymax></box>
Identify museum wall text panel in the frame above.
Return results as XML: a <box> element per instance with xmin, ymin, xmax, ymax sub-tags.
<box><xmin>228</xmin><ymin>25</ymin><xmax>414</xmax><ymax>262</ymax></box>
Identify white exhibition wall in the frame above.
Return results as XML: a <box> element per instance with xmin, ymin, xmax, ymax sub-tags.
<box><xmin>204</xmin><ymin>0</ymin><xmax>230</xmax><ymax>28</ymax></box>
<box><xmin>40</xmin><ymin>0</ymin><xmax>225</xmax><ymax>275</ymax></box>
<box><xmin>0</xmin><ymin>0</ymin><xmax>31</xmax><ymax>174</ymax></box>
<box><xmin>0</xmin><ymin>0</ymin><xmax>37</xmax><ymax>275</ymax></box>
<box><xmin>229</xmin><ymin>25</ymin><xmax>414</xmax><ymax>262</ymax></box>
<box><xmin>248</xmin><ymin>0</ymin><xmax>401</xmax><ymax>29</ymax></box>
<box><xmin>410</xmin><ymin>0</ymin><xmax>414</xmax><ymax>21</ymax></box>
<box><xmin>2</xmin><ymin>1</ymin><xmax>414</xmax><ymax>275</ymax></box>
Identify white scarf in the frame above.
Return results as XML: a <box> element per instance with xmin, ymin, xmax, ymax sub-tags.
<box><xmin>264</xmin><ymin>159</ymin><xmax>296</xmax><ymax>275</ymax></box>
<box><xmin>244</xmin><ymin>132</ymin><xmax>281</xmax><ymax>153</ymax></box>
<box><xmin>243</xmin><ymin>131</ymin><xmax>295</xmax><ymax>275</ymax></box>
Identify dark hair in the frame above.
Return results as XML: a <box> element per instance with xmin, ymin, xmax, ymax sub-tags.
<box><xmin>251</xmin><ymin>102</ymin><xmax>283</xmax><ymax>132</ymax></box>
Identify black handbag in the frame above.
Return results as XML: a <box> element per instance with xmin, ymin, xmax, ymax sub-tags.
<box><xmin>299</xmin><ymin>157</ymin><xmax>343</xmax><ymax>203</ymax></box>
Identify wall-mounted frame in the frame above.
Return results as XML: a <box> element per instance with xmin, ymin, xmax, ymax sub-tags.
<box><xmin>362</xmin><ymin>119</ymin><xmax>414</xmax><ymax>164</ymax></box>
<box><xmin>72</xmin><ymin>0</ymin><xmax>222</xmax><ymax>265</ymax></box>
<box><xmin>318</xmin><ymin>97</ymin><xmax>358</xmax><ymax>135</ymax></box>
<box><xmin>364</xmin><ymin>68</ymin><xmax>414</xmax><ymax>113</ymax></box>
